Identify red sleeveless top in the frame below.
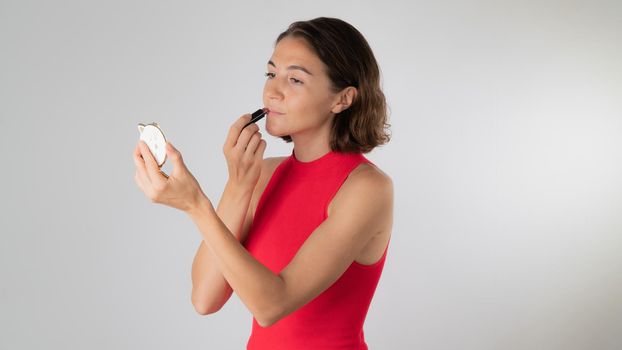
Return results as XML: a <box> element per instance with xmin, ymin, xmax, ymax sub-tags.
<box><xmin>243</xmin><ymin>149</ymin><xmax>389</xmax><ymax>350</ymax></box>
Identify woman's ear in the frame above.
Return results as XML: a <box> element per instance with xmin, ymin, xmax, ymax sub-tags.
<box><xmin>331</xmin><ymin>87</ymin><xmax>358</xmax><ymax>114</ymax></box>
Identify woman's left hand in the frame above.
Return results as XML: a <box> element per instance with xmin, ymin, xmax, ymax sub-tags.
<box><xmin>133</xmin><ymin>140</ymin><xmax>209</xmax><ymax>213</ymax></box>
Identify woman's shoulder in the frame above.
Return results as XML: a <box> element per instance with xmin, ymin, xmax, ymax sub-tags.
<box><xmin>248</xmin><ymin>156</ymin><xmax>289</xmax><ymax>221</ymax></box>
<box><xmin>327</xmin><ymin>160</ymin><xmax>392</xmax><ymax>217</ymax></box>
<box><xmin>262</xmin><ymin>156</ymin><xmax>289</xmax><ymax>173</ymax></box>
<box><xmin>351</xmin><ymin>159</ymin><xmax>392</xmax><ymax>188</ymax></box>
<box><xmin>256</xmin><ymin>156</ymin><xmax>289</xmax><ymax>190</ymax></box>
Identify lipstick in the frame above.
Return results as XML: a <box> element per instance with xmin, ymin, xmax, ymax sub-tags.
<box><xmin>243</xmin><ymin>108</ymin><xmax>269</xmax><ymax>129</ymax></box>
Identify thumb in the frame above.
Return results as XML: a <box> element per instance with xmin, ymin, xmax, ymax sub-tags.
<box><xmin>166</xmin><ymin>141</ymin><xmax>186</xmax><ymax>169</ymax></box>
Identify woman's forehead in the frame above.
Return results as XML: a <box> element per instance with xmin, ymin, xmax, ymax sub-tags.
<box><xmin>270</xmin><ymin>37</ymin><xmax>321</xmax><ymax>70</ymax></box>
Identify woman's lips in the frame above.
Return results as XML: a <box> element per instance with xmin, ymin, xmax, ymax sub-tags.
<box><xmin>268</xmin><ymin>110</ymin><xmax>284</xmax><ymax>116</ymax></box>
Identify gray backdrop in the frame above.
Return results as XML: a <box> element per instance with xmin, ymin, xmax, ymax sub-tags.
<box><xmin>1</xmin><ymin>0</ymin><xmax>621</xmax><ymax>349</ymax></box>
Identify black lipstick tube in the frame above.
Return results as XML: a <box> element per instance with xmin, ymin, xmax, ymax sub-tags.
<box><xmin>242</xmin><ymin>108</ymin><xmax>269</xmax><ymax>129</ymax></box>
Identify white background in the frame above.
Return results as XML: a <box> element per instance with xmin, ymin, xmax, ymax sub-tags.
<box><xmin>1</xmin><ymin>0</ymin><xmax>620</xmax><ymax>349</ymax></box>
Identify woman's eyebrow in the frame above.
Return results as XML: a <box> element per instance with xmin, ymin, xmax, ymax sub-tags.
<box><xmin>267</xmin><ymin>60</ymin><xmax>314</xmax><ymax>76</ymax></box>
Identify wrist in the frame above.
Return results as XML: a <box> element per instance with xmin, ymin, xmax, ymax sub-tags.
<box><xmin>186</xmin><ymin>191</ymin><xmax>214</xmax><ymax>220</ymax></box>
<box><xmin>224</xmin><ymin>181</ymin><xmax>254</xmax><ymax>201</ymax></box>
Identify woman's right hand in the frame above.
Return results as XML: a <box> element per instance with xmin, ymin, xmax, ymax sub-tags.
<box><xmin>222</xmin><ymin>114</ymin><xmax>267</xmax><ymax>195</ymax></box>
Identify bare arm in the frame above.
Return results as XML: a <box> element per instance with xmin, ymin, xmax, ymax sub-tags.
<box><xmin>190</xmin><ymin>114</ymin><xmax>266</xmax><ymax>315</ymax></box>
<box><xmin>190</xmin><ymin>182</ymin><xmax>253</xmax><ymax>315</ymax></box>
<box><xmin>190</xmin><ymin>156</ymin><xmax>283</xmax><ymax>315</ymax></box>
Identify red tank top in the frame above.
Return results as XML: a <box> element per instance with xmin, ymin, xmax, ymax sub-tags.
<box><xmin>243</xmin><ymin>149</ymin><xmax>389</xmax><ymax>350</ymax></box>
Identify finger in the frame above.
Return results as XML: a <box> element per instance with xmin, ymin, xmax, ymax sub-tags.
<box><xmin>234</xmin><ymin>123</ymin><xmax>259</xmax><ymax>152</ymax></box>
<box><xmin>138</xmin><ymin>140</ymin><xmax>165</xmax><ymax>185</ymax></box>
<box><xmin>243</xmin><ymin>132</ymin><xmax>262</xmax><ymax>159</ymax></box>
<box><xmin>225</xmin><ymin>114</ymin><xmax>252</xmax><ymax>150</ymax></box>
<box><xmin>255</xmin><ymin>139</ymin><xmax>267</xmax><ymax>160</ymax></box>
<box><xmin>134</xmin><ymin>170</ymin><xmax>147</xmax><ymax>193</ymax></box>
<box><xmin>133</xmin><ymin>143</ymin><xmax>152</xmax><ymax>187</ymax></box>
<box><xmin>134</xmin><ymin>147</ymin><xmax>157</xmax><ymax>199</ymax></box>
<box><xmin>165</xmin><ymin>141</ymin><xmax>188</xmax><ymax>176</ymax></box>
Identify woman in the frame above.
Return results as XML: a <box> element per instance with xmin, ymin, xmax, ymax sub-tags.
<box><xmin>133</xmin><ymin>17</ymin><xmax>393</xmax><ymax>350</ymax></box>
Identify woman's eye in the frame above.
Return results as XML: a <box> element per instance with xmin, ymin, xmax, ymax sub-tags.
<box><xmin>264</xmin><ymin>72</ymin><xmax>303</xmax><ymax>84</ymax></box>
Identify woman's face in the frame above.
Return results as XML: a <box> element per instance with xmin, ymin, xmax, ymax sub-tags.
<box><xmin>262</xmin><ymin>36</ymin><xmax>339</xmax><ymax>139</ymax></box>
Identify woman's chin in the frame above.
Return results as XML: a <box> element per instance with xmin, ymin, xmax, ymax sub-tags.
<box><xmin>265</xmin><ymin>124</ymin><xmax>287</xmax><ymax>137</ymax></box>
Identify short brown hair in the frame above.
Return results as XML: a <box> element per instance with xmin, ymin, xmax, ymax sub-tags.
<box><xmin>274</xmin><ymin>17</ymin><xmax>391</xmax><ymax>154</ymax></box>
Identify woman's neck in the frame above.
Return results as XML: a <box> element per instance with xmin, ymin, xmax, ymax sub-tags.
<box><xmin>291</xmin><ymin>135</ymin><xmax>332</xmax><ymax>162</ymax></box>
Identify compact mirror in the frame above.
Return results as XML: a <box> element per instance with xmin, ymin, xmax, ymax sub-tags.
<box><xmin>137</xmin><ymin>122</ymin><xmax>167</xmax><ymax>167</ymax></box>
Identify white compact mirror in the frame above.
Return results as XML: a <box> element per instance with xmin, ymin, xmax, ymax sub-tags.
<box><xmin>137</xmin><ymin>122</ymin><xmax>167</xmax><ymax>167</ymax></box>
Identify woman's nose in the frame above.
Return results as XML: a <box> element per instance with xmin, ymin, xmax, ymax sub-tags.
<box><xmin>264</xmin><ymin>78</ymin><xmax>284</xmax><ymax>101</ymax></box>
